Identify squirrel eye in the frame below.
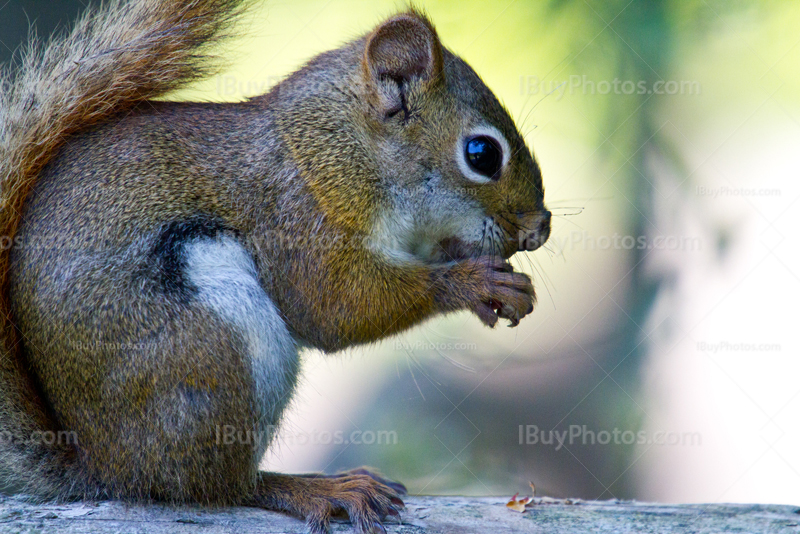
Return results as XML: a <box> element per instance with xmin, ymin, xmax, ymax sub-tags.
<box><xmin>465</xmin><ymin>136</ymin><xmax>502</xmax><ymax>180</ymax></box>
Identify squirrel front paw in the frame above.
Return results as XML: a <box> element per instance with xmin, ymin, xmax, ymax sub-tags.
<box><xmin>449</xmin><ymin>256</ymin><xmax>535</xmax><ymax>328</ymax></box>
<box><xmin>256</xmin><ymin>472</ymin><xmax>404</xmax><ymax>534</ymax></box>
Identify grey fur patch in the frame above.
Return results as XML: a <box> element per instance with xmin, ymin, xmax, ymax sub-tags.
<box><xmin>184</xmin><ymin>236</ymin><xmax>300</xmax><ymax>464</ymax></box>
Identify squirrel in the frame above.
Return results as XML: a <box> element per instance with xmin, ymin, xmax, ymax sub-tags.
<box><xmin>0</xmin><ymin>0</ymin><xmax>551</xmax><ymax>533</ymax></box>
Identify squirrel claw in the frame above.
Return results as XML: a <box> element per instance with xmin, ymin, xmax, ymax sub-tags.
<box><xmin>340</xmin><ymin>467</ymin><xmax>407</xmax><ymax>496</ymax></box>
<box><xmin>507</xmin><ymin>312</ymin><xmax>521</xmax><ymax>327</ymax></box>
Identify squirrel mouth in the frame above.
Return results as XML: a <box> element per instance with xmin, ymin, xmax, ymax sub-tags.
<box><xmin>434</xmin><ymin>212</ymin><xmax>551</xmax><ymax>262</ymax></box>
<box><xmin>437</xmin><ymin>236</ymin><xmax>518</xmax><ymax>261</ymax></box>
<box><xmin>519</xmin><ymin>231</ymin><xmax>549</xmax><ymax>252</ymax></box>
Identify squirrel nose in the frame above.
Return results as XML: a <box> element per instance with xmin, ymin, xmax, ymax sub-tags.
<box><xmin>519</xmin><ymin>209</ymin><xmax>551</xmax><ymax>252</ymax></box>
<box><xmin>540</xmin><ymin>210</ymin><xmax>552</xmax><ymax>231</ymax></box>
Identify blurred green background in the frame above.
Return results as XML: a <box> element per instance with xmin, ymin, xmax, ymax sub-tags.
<box><xmin>3</xmin><ymin>0</ymin><xmax>799</xmax><ymax>504</ymax></box>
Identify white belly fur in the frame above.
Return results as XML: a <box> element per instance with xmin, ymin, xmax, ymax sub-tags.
<box><xmin>184</xmin><ymin>236</ymin><xmax>300</xmax><ymax>464</ymax></box>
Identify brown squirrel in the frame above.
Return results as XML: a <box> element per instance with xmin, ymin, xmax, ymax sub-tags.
<box><xmin>0</xmin><ymin>1</ymin><xmax>550</xmax><ymax>532</ymax></box>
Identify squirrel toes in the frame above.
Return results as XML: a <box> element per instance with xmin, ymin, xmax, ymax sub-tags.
<box><xmin>0</xmin><ymin>0</ymin><xmax>550</xmax><ymax>533</ymax></box>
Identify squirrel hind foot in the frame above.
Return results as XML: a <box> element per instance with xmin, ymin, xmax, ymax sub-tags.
<box><xmin>255</xmin><ymin>472</ymin><xmax>404</xmax><ymax>534</ymax></box>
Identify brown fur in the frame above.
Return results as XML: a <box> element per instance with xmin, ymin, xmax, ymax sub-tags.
<box><xmin>0</xmin><ymin>2</ymin><xmax>549</xmax><ymax>533</ymax></box>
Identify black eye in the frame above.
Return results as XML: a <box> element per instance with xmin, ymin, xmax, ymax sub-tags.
<box><xmin>465</xmin><ymin>136</ymin><xmax>503</xmax><ymax>180</ymax></box>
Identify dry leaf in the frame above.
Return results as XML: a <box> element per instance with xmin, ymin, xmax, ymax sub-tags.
<box><xmin>506</xmin><ymin>492</ymin><xmax>533</xmax><ymax>513</ymax></box>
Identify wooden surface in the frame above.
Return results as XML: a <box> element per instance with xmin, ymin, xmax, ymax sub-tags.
<box><xmin>0</xmin><ymin>495</ymin><xmax>798</xmax><ymax>533</ymax></box>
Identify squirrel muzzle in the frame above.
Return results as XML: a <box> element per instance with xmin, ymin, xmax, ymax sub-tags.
<box><xmin>518</xmin><ymin>209</ymin><xmax>552</xmax><ymax>252</ymax></box>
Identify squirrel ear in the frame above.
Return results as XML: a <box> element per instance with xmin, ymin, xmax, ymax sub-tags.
<box><xmin>363</xmin><ymin>12</ymin><xmax>444</xmax><ymax>115</ymax></box>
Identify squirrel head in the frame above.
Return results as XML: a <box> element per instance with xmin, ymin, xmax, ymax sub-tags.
<box><xmin>274</xmin><ymin>9</ymin><xmax>550</xmax><ymax>263</ymax></box>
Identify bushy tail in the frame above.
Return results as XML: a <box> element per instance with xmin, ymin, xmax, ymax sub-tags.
<box><xmin>0</xmin><ymin>0</ymin><xmax>250</xmax><ymax>497</ymax></box>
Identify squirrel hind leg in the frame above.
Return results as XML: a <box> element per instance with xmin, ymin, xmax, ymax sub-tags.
<box><xmin>182</xmin><ymin>233</ymin><xmax>301</xmax><ymax>458</ymax></box>
<box><xmin>80</xmin><ymin>293</ymin><xmax>296</xmax><ymax>504</ymax></box>
<box><xmin>68</xmin><ymin>280</ymin><xmax>297</xmax><ymax>503</ymax></box>
<box><xmin>5</xmin><ymin>224</ymin><xmax>303</xmax><ymax>504</ymax></box>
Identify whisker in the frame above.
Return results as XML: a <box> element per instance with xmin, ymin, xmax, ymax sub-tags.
<box><xmin>496</xmin><ymin>212</ymin><xmax>525</xmax><ymax>232</ymax></box>
<box><xmin>421</xmin><ymin>329</ymin><xmax>476</xmax><ymax>373</ymax></box>
<box><xmin>547</xmin><ymin>196</ymin><xmax>612</xmax><ymax>206</ymax></box>
<box><xmin>524</xmin><ymin>252</ymin><xmax>556</xmax><ymax>310</ymax></box>
<box><xmin>408</xmin><ymin>351</ymin><xmax>442</xmax><ymax>387</ymax></box>
<box><xmin>519</xmin><ymin>82</ymin><xmax>565</xmax><ymax>138</ymax></box>
<box><xmin>552</xmin><ymin>214</ymin><xmax>584</xmax><ymax>230</ymax></box>
<box><xmin>533</xmin><ymin>256</ymin><xmax>557</xmax><ymax>302</ymax></box>
<box><xmin>403</xmin><ymin>350</ymin><xmax>425</xmax><ymax>401</ymax></box>
<box><xmin>550</xmin><ymin>207</ymin><xmax>584</xmax><ymax>216</ymax></box>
